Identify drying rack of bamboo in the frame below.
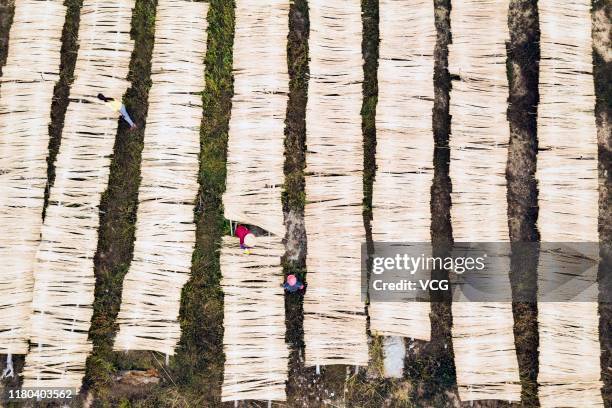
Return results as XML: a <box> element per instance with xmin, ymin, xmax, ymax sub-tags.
<box><xmin>448</xmin><ymin>0</ymin><xmax>521</xmax><ymax>402</ymax></box>
<box><xmin>114</xmin><ymin>0</ymin><xmax>208</xmax><ymax>357</ymax></box>
<box><xmin>536</xmin><ymin>1</ymin><xmax>602</xmax><ymax>405</ymax></box>
<box><xmin>221</xmin><ymin>237</ymin><xmax>288</xmax><ymax>402</ymax></box>
<box><xmin>22</xmin><ymin>0</ymin><xmax>135</xmax><ymax>389</ymax></box>
<box><xmin>303</xmin><ymin>0</ymin><xmax>368</xmax><ymax>367</ymax></box>
<box><xmin>369</xmin><ymin>0</ymin><xmax>436</xmax><ymax>346</ymax></box>
<box><xmin>220</xmin><ymin>0</ymin><xmax>289</xmax><ymax>402</ymax></box>
<box><xmin>221</xmin><ymin>0</ymin><xmax>290</xmax><ymax>238</ymax></box>
<box><xmin>0</xmin><ymin>0</ymin><xmax>66</xmax><ymax>356</ymax></box>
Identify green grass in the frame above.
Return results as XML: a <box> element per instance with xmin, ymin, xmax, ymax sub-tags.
<box><xmin>345</xmin><ymin>338</ymin><xmax>416</xmax><ymax>408</ymax></box>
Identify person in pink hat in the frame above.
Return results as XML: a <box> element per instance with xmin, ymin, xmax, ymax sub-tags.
<box><xmin>283</xmin><ymin>274</ymin><xmax>305</xmax><ymax>294</ymax></box>
<box><xmin>235</xmin><ymin>225</ymin><xmax>257</xmax><ymax>250</ymax></box>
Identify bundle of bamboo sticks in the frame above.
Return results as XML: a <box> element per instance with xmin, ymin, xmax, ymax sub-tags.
<box><xmin>448</xmin><ymin>0</ymin><xmax>521</xmax><ymax>401</ymax></box>
<box><xmin>222</xmin><ymin>0</ymin><xmax>290</xmax><ymax>238</ymax></box>
<box><xmin>114</xmin><ymin>0</ymin><xmax>208</xmax><ymax>356</ymax></box>
<box><xmin>537</xmin><ymin>0</ymin><xmax>602</xmax><ymax>405</ymax></box>
<box><xmin>22</xmin><ymin>0</ymin><xmax>135</xmax><ymax>389</ymax></box>
<box><xmin>0</xmin><ymin>0</ymin><xmax>66</xmax><ymax>356</ymax></box>
<box><xmin>369</xmin><ymin>0</ymin><xmax>436</xmax><ymax>344</ymax></box>
<box><xmin>220</xmin><ymin>1</ymin><xmax>290</xmax><ymax>401</ymax></box>
<box><xmin>303</xmin><ymin>0</ymin><xmax>368</xmax><ymax>367</ymax></box>
<box><xmin>220</xmin><ymin>237</ymin><xmax>288</xmax><ymax>402</ymax></box>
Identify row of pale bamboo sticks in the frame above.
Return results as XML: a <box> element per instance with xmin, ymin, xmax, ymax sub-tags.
<box><xmin>114</xmin><ymin>0</ymin><xmax>208</xmax><ymax>357</ymax></box>
<box><xmin>447</xmin><ymin>0</ymin><xmax>521</xmax><ymax>401</ymax></box>
<box><xmin>536</xmin><ymin>0</ymin><xmax>602</xmax><ymax>406</ymax></box>
<box><xmin>369</xmin><ymin>0</ymin><xmax>436</xmax><ymax>347</ymax></box>
<box><xmin>21</xmin><ymin>0</ymin><xmax>136</xmax><ymax>389</ymax></box>
<box><xmin>0</xmin><ymin>0</ymin><xmax>66</xmax><ymax>356</ymax></box>
<box><xmin>220</xmin><ymin>0</ymin><xmax>290</xmax><ymax>402</ymax></box>
<box><xmin>302</xmin><ymin>0</ymin><xmax>369</xmax><ymax>368</ymax></box>
<box><xmin>221</xmin><ymin>0</ymin><xmax>289</xmax><ymax>238</ymax></box>
<box><xmin>220</xmin><ymin>237</ymin><xmax>288</xmax><ymax>402</ymax></box>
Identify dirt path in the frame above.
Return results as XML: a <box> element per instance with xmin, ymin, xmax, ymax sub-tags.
<box><xmin>506</xmin><ymin>0</ymin><xmax>541</xmax><ymax>405</ymax></box>
<box><xmin>282</xmin><ymin>0</ymin><xmax>312</xmax><ymax>405</ymax></box>
<box><xmin>593</xmin><ymin>0</ymin><xmax>612</xmax><ymax>404</ymax></box>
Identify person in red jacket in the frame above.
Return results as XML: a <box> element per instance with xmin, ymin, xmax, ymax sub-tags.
<box><xmin>235</xmin><ymin>225</ymin><xmax>257</xmax><ymax>249</ymax></box>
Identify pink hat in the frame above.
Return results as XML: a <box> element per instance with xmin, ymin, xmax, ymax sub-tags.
<box><xmin>287</xmin><ymin>274</ymin><xmax>297</xmax><ymax>286</ymax></box>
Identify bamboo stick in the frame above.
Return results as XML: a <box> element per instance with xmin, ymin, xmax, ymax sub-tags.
<box><xmin>0</xmin><ymin>0</ymin><xmax>66</xmax><ymax>355</ymax></box>
<box><xmin>448</xmin><ymin>0</ymin><xmax>521</xmax><ymax>401</ymax></box>
<box><xmin>113</xmin><ymin>0</ymin><xmax>208</xmax><ymax>356</ymax></box>
<box><xmin>22</xmin><ymin>0</ymin><xmax>135</xmax><ymax>389</ymax></box>
<box><xmin>303</xmin><ymin>0</ymin><xmax>368</xmax><ymax>367</ymax></box>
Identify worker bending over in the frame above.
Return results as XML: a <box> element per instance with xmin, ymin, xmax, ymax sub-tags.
<box><xmin>98</xmin><ymin>93</ymin><xmax>137</xmax><ymax>130</ymax></box>
<box><xmin>283</xmin><ymin>274</ymin><xmax>305</xmax><ymax>294</ymax></box>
